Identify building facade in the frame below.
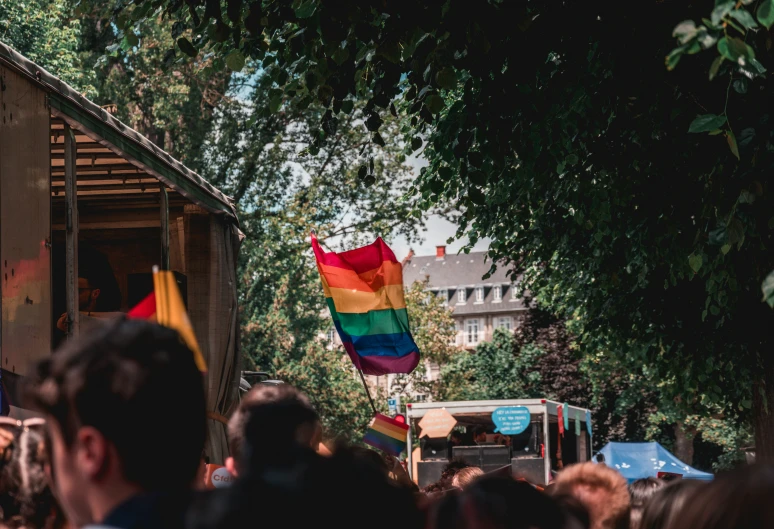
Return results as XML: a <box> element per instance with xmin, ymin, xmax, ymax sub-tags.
<box><xmin>402</xmin><ymin>245</ymin><xmax>527</xmax><ymax>349</ymax></box>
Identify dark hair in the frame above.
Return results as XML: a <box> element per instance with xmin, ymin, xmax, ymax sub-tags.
<box><xmin>0</xmin><ymin>425</ymin><xmax>65</xmax><ymax>529</ymax></box>
<box><xmin>350</xmin><ymin>446</ymin><xmax>390</xmax><ymax>475</ymax></box>
<box><xmin>663</xmin><ymin>466</ymin><xmax>774</xmax><ymax>529</ymax></box>
<box><xmin>24</xmin><ymin>318</ymin><xmax>206</xmax><ymax>492</ymax></box>
<box><xmin>629</xmin><ymin>477</ymin><xmax>666</xmax><ymax>529</ymax></box>
<box><xmin>78</xmin><ymin>245</ymin><xmax>122</xmax><ymax>312</ymax></box>
<box><xmin>187</xmin><ymin>446</ymin><xmax>422</xmax><ymax>529</ymax></box>
<box><xmin>227</xmin><ymin>384</ymin><xmax>318</xmax><ymax>468</ymax></box>
<box><xmin>640</xmin><ymin>479</ymin><xmax>705</xmax><ymax>529</ymax></box>
<box><xmin>473</xmin><ymin>426</ymin><xmax>487</xmax><ymax>438</ymax></box>
<box><xmin>427</xmin><ymin>476</ymin><xmax>567</xmax><ymax>529</ymax></box>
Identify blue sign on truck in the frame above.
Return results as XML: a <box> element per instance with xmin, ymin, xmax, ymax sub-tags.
<box><xmin>492</xmin><ymin>406</ymin><xmax>531</xmax><ymax>435</ymax></box>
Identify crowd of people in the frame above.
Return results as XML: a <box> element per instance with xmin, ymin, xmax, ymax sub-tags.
<box><xmin>0</xmin><ymin>318</ymin><xmax>769</xmax><ymax>529</ymax></box>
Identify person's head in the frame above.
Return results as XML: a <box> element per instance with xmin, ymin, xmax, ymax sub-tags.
<box><xmin>24</xmin><ymin>319</ymin><xmax>206</xmax><ymax>526</ymax></box>
<box><xmin>450</xmin><ymin>431</ymin><xmax>463</xmax><ymax>445</ymax></box>
<box><xmin>226</xmin><ymin>383</ymin><xmax>320</xmax><ymax>477</ymax></box>
<box><xmin>659</xmin><ymin>467</ymin><xmax>771</xmax><ymax>529</ymax></box>
<box><xmin>629</xmin><ymin>477</ymin><xmax>666</xmax><ymax>529</ymax></box>
<box><xmin>452</xmin><ymin>466</ymin><xmax>484</xmax><ymax>489</ymax></box>
<box><xmin>551</xmin><ymin>462</ymin><xmax>630</xmax><ymax>529</ymax></box>
<box><xmin>638</xmin><ymin>479</ymin><xmax>704</xmax><ymax>529</ymax></box>
<box><xmin>473</xmin><ymin>426</ymin><xmax>487</xmax><ymax>443</ymax></box>
<box><xmin>77</xmin><ymin>246</ymin><xmax>121</xmax><ymax>312</ymax></box>
<box><xmin>0</xmin><ymin>419</ymin><xmax>66</xmax><ymax>529</ymax></box>
<box><xmin>429</xmin><ymin>476</ymin><xmax>569</xmax><ymax>529</ymax></box>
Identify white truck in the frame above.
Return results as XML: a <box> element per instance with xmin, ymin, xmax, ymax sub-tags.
<box><xmin>406</xmin><ymin>399</ymin><xmax>593</xmax><ymax>487</ymax></box>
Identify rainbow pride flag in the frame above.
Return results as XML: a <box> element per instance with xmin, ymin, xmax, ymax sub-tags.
<box><xmin>363</xmin><ymin>413</ymin><xmax>409</xmax><ymax>456</ymax></box>
<box><xmin>312</xmin><ymin>235</ymin><xmax>420</xmax><ymax>376</ymax></box>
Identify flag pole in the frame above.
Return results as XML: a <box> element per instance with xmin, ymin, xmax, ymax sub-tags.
<box><xmin>357</xmin><ymin>369</ymin><xmax>378</xmax><ymax>415</ymax></box>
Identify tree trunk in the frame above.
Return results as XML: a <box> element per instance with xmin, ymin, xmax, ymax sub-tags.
<box><xmin>753</xmin><ymin>351</ymin><xmax>774</xmax><ymax>463</ymax></box>
<box><xmin>674</xmin><ymin>421</ymin><xmax>696</xmax><ymax>466</ymax></box>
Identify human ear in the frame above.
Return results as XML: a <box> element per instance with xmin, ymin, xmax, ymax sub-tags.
<box><xmin>75</xmin><ymin>426</ymin><xmax>109</xmax><ymax>480</ymax></box>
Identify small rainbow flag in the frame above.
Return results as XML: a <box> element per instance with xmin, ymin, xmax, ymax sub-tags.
<box><xmin>312</xmin><ymin>235</ymin><xmax>420</xmax><ymax>376</ymax></box>
<box><xmin>363</xmin><ymin>413</ymin><xmax>409</xmax><ymax>456</ymax></box>
<box><xmin>127</xmin><ymin>267</ymin><xmax>207</xmax><ymax>373</ymax></box>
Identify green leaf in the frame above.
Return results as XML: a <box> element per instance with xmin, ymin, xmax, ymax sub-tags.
<box><xmin>762</xmin><ymin>270</ymin><xmax>774</xmax><ymax>307</ymax></box>
<box><xmin>411</xmin><ymin>137</ymin><xmax>423</xmax><ymax>151</ymax></box>
<box><xmin>672</xmin><ymin>20</ymin><xmax>698</xmax><ymax>44</ymax></box>
<box><xmin>666</xmin><ymin>47</ymin><xmax>683</xmax><ymax>70</ymax></box>
<box><xmin>721</xmin><ymin>244</ymin><xmax>732</xmax><ymax>255</ymax></box>
<box><xmin>372</xmin><ymin>132</ymin><xmax>385</xmax><ymax>147</ymax></box>
<box><xmin>469</xmin><ymin>187</ymin><xmax>486</xmax><ymax>205</ymax></box>
<box><xmin>295</xmin><ymin>1</ymin><xmax>317</xmax><ymax>19</ymax></box>
<box><xmin>125</xmin><ymin>32</ymin><xmax>139</xmax><ymax>47</ymax></box>
<box><xmin>226</xmin><ymin>50</ymin><xmax>245</xmax><ymax>72</ymax></box>
<box><xmin>425</xmin><ymin>94</ymin><xmax>445</xmax><ymax>114</ymax></box>
<box><xmin>739</xmin><ymin>189</ymin><xmax>756</xmax><ymax>204</ymax></box>
<box><xmin>710</xmin><ymin>55</ymin><xmax>724</xmax><ymax>81</ymax></box>
<box><xmin>712</xmin><ymin>1</ymin><xmax>735</xmax><ymax>24</ymax></box>
<box><xmin>689</xmin><ymin>254</ymin><xmax>703</xmax><ymax>273</ymax></box>
<box><xmin>730</xmin><ymin>9</ymin><xmax>759</xmax><ymax>29</ymax></box>
<box><xmin>435</xmin><ymin>67</ymin><xmax>457</xmax><ymax>89</ymax></box>
<box><xmin>688</xmin><ymin>114</ymin><xmax>727</xmax><ymax>133</ymax></box>
<box><xmin>717</xmin><ymin>36</ymin><xmax>755</xmax><ymax>64</ymax></box>
<box><xmin>758</xmin><ymin>0</ymin><xmax>774</xmax><ymax>28</ymax></box>
<box><xmin>177</xmin><ymin>37</ymin><xmax>198</xmax><ymax>58</ymax></box>
<box><xmin>340</xmin><ymin>100</ymin><xmax>354</xmax><ymax>114</ymax></box>
<box><xmin>269</xmin><ymin>96</ymin><xmax>282</xmax><ymax>113</ymax></box>
<box><xmin>727</xmin><ymin>129</ymin><xmax>740</xmax><ymax>160</ymax></box>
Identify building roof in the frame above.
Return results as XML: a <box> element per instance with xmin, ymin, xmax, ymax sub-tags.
<box><xmin>0</xmin><ymin>40</ymin><xmax>237</xmax><ymax>220</ymax></box>
<box><xmin>403</xmin><ymin>250</ymin><xmax>527</xmax><ymax>313</ymax></box>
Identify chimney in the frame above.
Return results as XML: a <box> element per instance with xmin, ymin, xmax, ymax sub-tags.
<box><xmin>402</xmin><ymin>248</ymin><xmax>415</xmax><ymax>267</ymax></box>
<box><xmin>436</xmin><ymin>245</ymin><xmax>446</xmax><ymax>260</ymax></box>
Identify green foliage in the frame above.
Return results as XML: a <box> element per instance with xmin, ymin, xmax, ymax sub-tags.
<box><xmin>0</xmin><ymin>0</ymin><xmax>95</xmax><ymax>95</ymax></box>
<box><xmin>442</xmin><ymin>329</ymin><xmax>543</xmax><ymax>401</ymax></box>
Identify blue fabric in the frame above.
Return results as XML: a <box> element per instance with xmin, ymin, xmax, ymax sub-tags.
<box><xmin>596</xmin><ymin>442</ymin><xmax>713</xmax><ymax>482</ymax></box>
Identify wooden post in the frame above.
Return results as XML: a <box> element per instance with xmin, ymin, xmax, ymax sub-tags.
<box><xmin>64</xmin><ymin>124</ymin><xmax>79</xmax><ymax>338</ymax></box>
<box><xmin>160</xmin><ymin>184</ymin><xmax>170</xmax><ymax>270</ymax></box>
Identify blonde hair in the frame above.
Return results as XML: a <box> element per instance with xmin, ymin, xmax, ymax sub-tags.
<box><xmin>551</xmin><ymin>462</ymin><xmax>630</xmax><ymax>529</ymax></box>
<box><xmin>451</xmin><ymin>466</ymin><xmax>484</xmax><ymax>489</ymax></box>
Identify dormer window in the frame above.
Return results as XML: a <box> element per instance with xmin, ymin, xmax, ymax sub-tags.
<box><xmin>475</xmin><ymin>287</ymin><xmax>484</xmax><ymax>303</ymax></box>
<box><xmin>493</xmin><ymin>285</ymin><xmax>502</xmax><ymax>302</ymax></box>
<box><xmin>511</xmin><ymin>282</ymin><xmax>519</xmax><ymax>300</ymax></box>
<box><xmin>439</xmin><ymin>289</ymin><xmax>448</xmax><ymax>303</ymax></box>
<box><xmin>457</xmin><ymin>289</ymin><xmax>466</xmax><ymax>303</ymax></box>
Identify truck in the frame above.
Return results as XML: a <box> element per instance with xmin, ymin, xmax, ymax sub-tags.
<box><xmin>406</xmin><ymin>399</ymin><xmax>593</xmax><ymax>487</ymax></box>
<box><xmin>0</xmin><ymin>41</ymin><xmax>241</xmax><ymax>464</ymax></box>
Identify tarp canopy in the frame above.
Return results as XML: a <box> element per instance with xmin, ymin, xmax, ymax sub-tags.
<box><xmin>596</xmin><ymin>442</ymin><xmax>713</xmax><ymax>482</ymax></box>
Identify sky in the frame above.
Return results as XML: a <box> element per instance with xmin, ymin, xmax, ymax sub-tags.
<box><xmin>390</xmin><ymin>153</ymin><xmax>490</xmax><ymax>260</ymax></box>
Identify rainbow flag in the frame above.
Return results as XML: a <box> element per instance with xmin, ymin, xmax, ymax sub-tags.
<box><xmin>363</xmin><ymin>413</ymin><xmax>409</xmax><ymax>456</ymax></box>
<box><xmin>127</xmin><ymin>267</ymin><xmax>207</xmax><ymax>373</ymax></box>
<box><xmin>312</xmin><ymin>235</ymin><xmax>420</xmax><ymax>376</ymax></box>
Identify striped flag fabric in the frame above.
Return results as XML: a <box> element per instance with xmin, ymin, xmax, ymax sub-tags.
<box><xmin>312</xmin><ymin>235</ymin><xmax>420</xmax><ymax>376</ymax></box>
<box><xmin>363</xmin><ymin>413</ymin><xmax>409</xmax><ymax>456</ymax></box>
<box><xmin>127</xmin><ymin>267</ymin><xmax>207</xmax><ymax>373</ymax></box>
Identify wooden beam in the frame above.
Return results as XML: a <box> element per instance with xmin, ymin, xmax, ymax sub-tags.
<box><xmin>52</xmin><ymin>178</ymin><xmax>159</xmax><ymax>186</ymax></box>
<box><xmin>64</xmin><ymin>124</ymin><xmax>79</xmax><ymax>339</ymax></box>
<box><xmin>160</xmin><ymin>184</ymin><xmax>170</xmax><ymax>270</ymax></box>
<box><xmin>52</xmin><ymin>163</ymin><xmax>146</xmax><ymax>174</ymax></box>
<box><xmin>52</xmin><ymin>220</ymin><xmax>162</xmax><ymax>230</ymax></box>
<box><xmin>50</xmin><ymin>141</ymin><xmax>104</xmax><ymax>150</ymax></box>
<box><xmin>50</xmin><ymin>152</ymin><xmax>126</xmax><ymax>161</ymax></box>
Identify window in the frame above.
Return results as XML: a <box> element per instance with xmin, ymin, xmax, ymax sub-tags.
<box><xmin>414</xmin><ymin>394</ymin><xmax>428</xmax><ymax>403</ymax></box>
<box><xmin>439</xmin><ymin>289</ymin><xmax>448</xmax><ymax>303</ymax></box>
<box><xmin>326</xmin><ymin>327</ymin><xmax>337</xmax><ymax>343</ymax></box>
<box><xmin>511</xmin><ymin>282</ymin><xmax>519</xmax><ymax>300</ymax></box>
<box><xmin>457</xmin><ymin>288</ymin><xmax>466</xmax><ymax>303</ymax></box>
<box><xmin>466</xmin><ymin>319</ymin><xmax>480</xmax><ymax>345</ymax></box>
<box><xmin>493</xmin><ymin>285</ymin><xmax>502</xmax><ymax>302</ymax></box>
<box><xmin>475</xmin><ymin>287</ymin><xmax>484</xmax><ymax>303</ymax></box>
<box><xmin>497</xmin><ymin>316</ymin><xmax>513</xmax><ymax>331</ymax></box>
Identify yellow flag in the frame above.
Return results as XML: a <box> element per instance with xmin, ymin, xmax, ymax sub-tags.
<box><xmin>152</xmin><ymin>267</ymin><xmax>207</xmax><ymax>372</ymax></box>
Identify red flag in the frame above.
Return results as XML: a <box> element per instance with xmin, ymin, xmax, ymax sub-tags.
<box><xmin>557</xmin><ymin>405</ymin><xmax>565</xmax><ymax>436</ymax></box>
